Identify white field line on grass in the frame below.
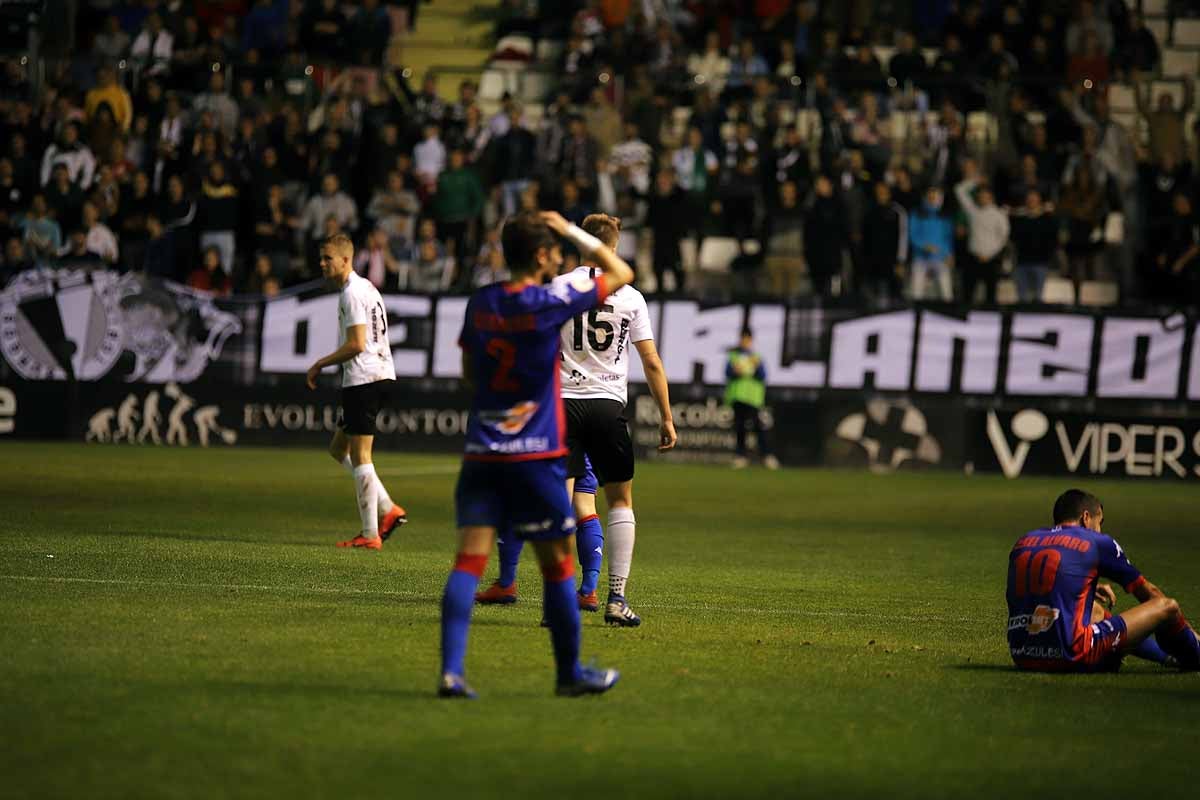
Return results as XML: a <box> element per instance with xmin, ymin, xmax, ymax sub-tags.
<box><xmin>0</xmin><ymin>574</ymin><xmax>970</xmax><ymax>623</ymax></box>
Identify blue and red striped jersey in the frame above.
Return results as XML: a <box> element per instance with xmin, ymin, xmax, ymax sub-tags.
<box><xmin>459</xmin><ymin>274</ymin><xmax>608</xmax><ymax>461</ymax></box>
<box><xmin>1006</xmin><ymin>525</ymin><xmax>1143</xmax><ymax>668</ymax></box>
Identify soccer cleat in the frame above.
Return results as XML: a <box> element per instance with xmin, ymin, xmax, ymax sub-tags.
<box><xmin>604</xmin><ymin>594</ymin><xmax>642</xmax><ymax>627</ymax></box>
<box><xmin>578</xmin><ymin>590</ymin><xmax>599</xmax><ymax>612</ymax></box>
<box><xmin>474</xmin><ymin>580</ymin><xmax>518</xmax><ymax>605</ymax></box>
<box><xmin>379</xmin><ymin>505</ymin><xmax>407</xmax><ymax>541</ymax></box>
<box><xmin>437</xmin><ymin>673</ymin><xmax>477</xmax><ymax>699</ymax></box>
<box><xmin>556</xmin><ymin>665</ymin><xmax>620</xmax><ymax>697</ymax></box>
<box><xmin>731</xmin><ymin>456</ymin><xmax>749</xmax><ymax>469</ymax></box>
<box><xmin>336</xmin><ymin>534</ymin><xmax>382</xmax><ymax>550</ymax></box>
<box><xmin>764</xmin><ymin>455</ymin><xmax>780</xmax><ymax>470</ymax></box>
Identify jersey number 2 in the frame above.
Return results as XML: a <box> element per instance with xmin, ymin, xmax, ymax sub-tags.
<box><xmin>486</xmin><ymin>338</ymin><xmax>520</xmax><ymax>392</ymax></box>
<box><xmin>572</xmin><ymin>305</ymin><xmax>615</xmax><ymax>352</ymax></box>
<box><xmin>1013</xmin><ymin>550</ymin><xmax>1061</xmax><ymax>597</ymax></box>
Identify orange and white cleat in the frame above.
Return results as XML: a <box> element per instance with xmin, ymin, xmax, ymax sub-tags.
<box><xmin>379</xmin><ymin>505</ymin><xmax>408</xmax><ymax>541</ymax></box>
<box><xmin>474</xmin><ymin>580</ymin><xmax>518</xmax><ymax>605</ymax></box>
<box><xmin>577</xmin><ymin>590</ymin><xmax>599</xmax><ymax>612</ymax></box>
<box><xmin>336</xmin><ymin>534</ymin><xmax>383</xmax><ymax>550</ymax></box>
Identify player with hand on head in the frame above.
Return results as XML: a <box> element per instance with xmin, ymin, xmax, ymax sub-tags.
<box><xmin>1006</xmin><ymin>489</ymin><xmax>1200</xmax><ymax>672</ymax></box>
<box><xmin>306</xmin><ymin>234</ymin><xmax>407</xmax><ymax>550</ymax></box>
<box><xmin>475</xmin><ymin>213</ymin><xmax>676</xmax><ymax>625</ymax></box>
<box><xmin>439</xmin><ymin>210</ymin><xmax>635</xmax><ymax>698</ymax></box>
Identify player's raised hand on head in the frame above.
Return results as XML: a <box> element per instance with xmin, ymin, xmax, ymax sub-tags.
<box><xmin>539</xmin><ymin>211</ymin><xmax>570</xmax><ymax>236</ymax></box>
<box><xmin>659</xmin><ymin>418</ymin><xmax>677</xmax><ymax>451</ymax></box>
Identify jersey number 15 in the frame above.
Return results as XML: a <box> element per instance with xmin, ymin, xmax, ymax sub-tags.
<box><xmin>572</xmin><ymin>305</ymin><xmax>615</xmax><ymax>352</ymax></box>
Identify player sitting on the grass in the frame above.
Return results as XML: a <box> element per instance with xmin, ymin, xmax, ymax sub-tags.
<box><xmin>475</xmin><ymin>214</ymin><xmax>676</xmax><ymax>625</ymax></box>
<box><xmin>438</xmin><ymin>210</ymin><xmax>635</xmax><ymax>698</ymax></box>
<box><xmin>476</xmin><ymin>455</ymin><xmax>602</xmax><ymax>608</ymax></box>
<box><xmin>1007</xmin><ymin>489</ymin><xmax>1200</xmax><ymax>673</ymax></box>
<box><xmin>306</xmin><ymin>234</ymin><xmax>406</xmax><ymax>550</ymax></box>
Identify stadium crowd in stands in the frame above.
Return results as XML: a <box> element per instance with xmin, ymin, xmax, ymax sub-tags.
<box><xmin>1</xmin><ymin>0</ymin><xmax>1199</xmax><ymax>308</ymax></box>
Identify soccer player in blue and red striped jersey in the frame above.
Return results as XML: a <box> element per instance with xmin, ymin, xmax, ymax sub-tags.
<box><xmin>1007</xmin><ymin>489</ymin><xmax>1200</xmax><ymax>673</ymax></box>
<box><xmin>438</xmin><ymin>211</ymin><xmax>635</xmax><ymax>698</ymax></box>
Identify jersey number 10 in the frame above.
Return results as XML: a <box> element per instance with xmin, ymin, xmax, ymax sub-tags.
<box><xmin>572</xmin><ymin>305</ymin><xmax>615</xmax><ymax>352</ymax></box>
<box><xmin>1012</xmin><ymin>550</ymin><xmax>1062</xmax><ymax>597</ymax></box>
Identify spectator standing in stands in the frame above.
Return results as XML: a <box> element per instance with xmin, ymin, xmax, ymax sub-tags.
<box><xmin>1009</xmin><ymin>189</ymin><xmax>1061</xmax><ymax>303</ymax></box>
<box><xmin>84</xmin><ymin>66</ymin><xmax>132</xmax><ymax>134</ymax></box>
<box><xmin>764</xmin><ymin>179</ymin><xmax>805</xmax><ymax>299</ymax></box>
<box><xmin>302</xmin><ymin>174</ymin><xmax>358</xmax><ymax>244</ymax></box>
<box><xmin>350</xmin><ymin>0</ymin><xmax>392</xmax><ymax>65</ymax></box>
<box><xmin>80</xmin><ymin>201</ymin><xmax>119</xmax><ymax>266</ymax></box>
<box><xmin>804</xmin><ymin>175</ymin><xmax>846</xmax><ymax>297</ymax></box>
<box><xmin>19</xmin><ymin>194</ymin><xmax>61</xmax><ymax>261</ymax></box>
<box><xmin>1058</xmin><ymin>166</ymin><xmax>1106</xmax><ymax>288</ymax></box>
<box><xmin>557</xmin><ymin>115</ymin><xmax>600</xmax><ymax>200</ymax></box>
<box><xmin>644</xmin><ymin>169</ymin><xmax>689</xmax><ymax>294</ymax></box>
<box><xmin>489</xmin><ymin>107</ymin><xmax>537</xmax><ymax>216</ymax></box>
<box><xmin>192</xmin><ymin>72</ymin><xmax>240</xmax><ymax>140</ymax></box>
<box><xmin>354</xmin><ymin>227</ymin><xmax>402</xmax><ymax>291</ymax></box>
<box><xmin>188</xmin><ymin>246</ymin><xmax>231</xmax><ymax>296</ymax></box>
<box><xmin>1146</xmin><ymin>192</ymin><xmax>1200</xmax><ymax>305</ymax></box>
<box><xmin>583</xmin><ymin>87</ymin><xmax>622</xmax><ymax>159</ymax></box>
<box><xmin>1140</xmin><ymin>78</ymin><xmax>1193</xmax><ymax>168</ymax></box>
<box><xmin>130</xmin><ymin>13</ymin><xmax>174</xmax><ymax>79</ymax></box>
<box><xmin>414</xmin><ymin>123</ymin><xmax>448</xmax><ymax>194</ymax></box>
<box><xmin>92</xmin><ymin>16</ymin><xmax>131</xmax><ymax>63</ymax></box>
<box><xmin>40</xmin><ymin>123</ymin><xmax>95</xmax><ymax>189</ymax></box>
<box><xmin>197</xmin><ymin>162</ymin><xmax>239</xmax><ymax>275</ymax></box>
<box><xmin>956</xmin><ymin>166</ymin><xmax>1010</xmax><ymax>304</ymax></box>
<box><xmin>860</xmin><ymin>182</ymin><xmax>907</xmax><ymax>307</ymax></box>
<box><xmin>433</xmin><ymin>148</ymin><xmax>485</xmax><ymax>273</ymax></box>
<box><xmin>368</xmin><ymin>170</ymin><xmax>420</xmax><ymax>242</ymax></box>
<box><xmin>304</xmin><ymin>0</ymin><xmax>348</xmax><ymax>63</ymax></box>
<box><xmin>45</xmin><ymin>164</ymin><xmax>85</xmax><ymax>233</ymax></box>
<box><xmin>672</xmin><ymin>125</ymin><xmax>719</xmax><ymax>237</ymax></box>
<box><xmin>909</xmin><ymin>186</ymin><xmax>955</xmax><ymax>302</ymax></box>
<box><xmin>688</xmin><ymin>31</ymin><xmax>731</xmax><ymax>94</ymax></box>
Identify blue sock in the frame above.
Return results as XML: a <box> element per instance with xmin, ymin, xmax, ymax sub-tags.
<box><xmin>497</xmin><ymin>534</ymin><xmax>523</xmax><ymax>588</ymax></box>
<box><xmin>1156</xmin><ymin>615</ymin><xmax>1200</xmax><ymax>669</ymax></box>
<box><xmin>543</xmin><ymin>572</ymin><xmax>583</xmax><ymax>685</ymax></box>
<box><xmin>576</xmin><ymin>514</ymin><xmax>603</xmax><ymax>595</ymax></box>
<box><xmin>1132</xmin><ymin>635</ymin><xmax>1171</xmax><ymax>665</ymax></box>
<box><xmin>441</xmin><ymin>562</ymin><xmax>482</xmax><ymax>677</ymax></box>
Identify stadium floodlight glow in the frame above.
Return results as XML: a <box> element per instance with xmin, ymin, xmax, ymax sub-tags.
<box><xmin>1083</xmin><ymin>79</ymin><xmax>1094</xmax><ymax>89</ymax></box>
<box><xmin>598</xmin><ymin>72</ymin><xmax>611</xmax><ymax>84</ymax></box>
<box><xmin>305</xmin><ymin>65</ymin><xmax>314</xmax><ymax>76</ymax></box>
<box><xmin>695</xmin><ymin>74</ymin><xmax>705</xmax><ymax>84</ymax></box>
<box><xmin>211</xmin><ymin>62</ymin><xmax>220</xmax><ymax>72</ymax></box>
<box><xmin>117</xmin><ymin>59</ymin><xmax>125</xmax><ymax>69</ymax></box>
<box><xmin>888</xmin><ymin>77</ymin><xmax>897</xmax><ymax>88</ymax></box>
<box><xmin>402</xmin><ymin>68</ymin><xmax>413</xmax><ymax>78</ymax></box>
<box><xmin>790</xmin><ymin>75</ymin><xmax>802</xmax><ymax>86</ymax></box>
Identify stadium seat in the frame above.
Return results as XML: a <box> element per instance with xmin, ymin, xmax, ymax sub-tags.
<box><xmin>1107</xmin><ymin>83</ymin><xmax>1136</xmax><ymax>113</ymax></box>
<box><xmin>679</xmin><ymin>237</ymin><xmax>698</xmax><ymax>271</ymax></box>
<box><xmin>493</xmin><ymin>35</ymin><xmax>534</xmax><ymax>63</ymax></box>
<box><xmin>535</xmin><ymin>38</ymin><xmax>565</xmax><ymax>63</ymax></box>
<box><xmin>1041</xmin><ymin>276</ymin><xmax>1077</xmax><ymax>305</ymax></box>
<box><xmin>1175</xmin><ymin>19</ymin><xmax>1200</xmax><ymax>48</ymax></box>
<box><xmin>1143</xmin><ymin>0</ymin><xmax>1168</xmax><ymax>17</ymax></box>
<box><xmin>1079</xmin><ymin>281</ymin><xmax>1119</xmax><ymax>307</ymax></box>
<box><xmin>520</xmin><ymin>71</ymin><xmax>553</xmax><ymax>102</ymax></box>
<box><xmin>1161</xmin><ymin>49</ymin><xmax>1198</xmax><ymax>77</ymax></box>
<box><xmin>1147</xmin><ymin>18</ymin><xmax>1169</xmax><ymax>47</ymax></box>
<box><xmin>478</xmin><ymin>69</ymin><xmax>510</xmax><ymax>101</ymax></box>
<box><xmin>996</xmin><ymin>278</ymin><xmax>1018</xmax><ymax>305</ymax></box>
<box><xmin>697</xmin><ymin>237</ymin><xmax>740</xmax><ymax>273</ymax></box>
<box><xmin>1151</xmin><ymin>79</ymin><xmax>1184</xmax><ymax>107</ymax></box>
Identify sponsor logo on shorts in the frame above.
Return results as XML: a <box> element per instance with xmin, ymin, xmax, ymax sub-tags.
<box><xmin>1008</xmin><ymin>605</ymin><xmax>1061</xmax><ymax>635</ymax></box>
<box><xmin>514</xmin><ymin>518</ymin><xmax>553</xmax><ymax>534</ymax></box>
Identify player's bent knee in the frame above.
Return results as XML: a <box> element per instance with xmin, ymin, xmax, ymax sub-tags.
<box><xmin>540</xmin><ymin>554</ymin><xmax>576</xmax><ymax>583</ymax></box>
<box><xmin>1162</xmin><ymin>596</ymin><xmax>1181</xmax><ymax>620</ymax></box>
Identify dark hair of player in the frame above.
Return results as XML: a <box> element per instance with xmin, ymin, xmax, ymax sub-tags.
<box><xmin>582</xmin><ymin>213</ymin><xmax>621</xmax><ymax>249</ymax></box>
<box><xmin>1052</xmin><ymin>489</ymin><xmax>1103</xmax><ymax>525</ymax></box>
<box><xmin>501</xmin><ymin>212</ymin><xmax>557</xmax><ymax>276</ymax></box>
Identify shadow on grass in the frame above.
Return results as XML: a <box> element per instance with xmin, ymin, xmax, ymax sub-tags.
<box><xmin>946</xmin><ymin>662</ymin><xmax>1189</xmax><ymax>681</ymax></box>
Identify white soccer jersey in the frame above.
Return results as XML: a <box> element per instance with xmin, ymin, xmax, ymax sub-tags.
<box><xmin>338</xmin><ymin>271</ymin><xmax>396</xmax><ymax>387</ymax></box>
<box><xmin>554</xmin><ymin>266</ymin><xmax>653</xmax><ymax>404</ymax></box>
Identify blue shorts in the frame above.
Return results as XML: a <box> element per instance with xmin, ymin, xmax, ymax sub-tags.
<box><xmin>575</xmin><ymin>455</ymin><xmax>597</xmax><ymax>495</ymax></box>
<box><xmin>455</xmin><ymin>457</ymin><xmax>576</xmax><ymax>540</ymax></box>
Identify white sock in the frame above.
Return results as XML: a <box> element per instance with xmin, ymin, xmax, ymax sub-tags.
<box><xmin>343</xmin><ymin>455</ymin><xmax>394</xmax><ymax>514</ymax></box>
<box><xmin>607</xmin><ymin>507</ymin><xmax>635</xmax><ymax>598</ymax></box>
<box><xmin>353</xmin><ymin>463</ymin><xmax>380</xmax><ymax>538</ymax></box>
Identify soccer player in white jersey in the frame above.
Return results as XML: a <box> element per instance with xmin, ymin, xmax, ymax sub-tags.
<box><xmin>475</xmin><ymin>214</ymin><xmax>676</xmax><ymax>625</ymax></box>
<box><xmin>306</xmin><ymin>234</ymin><xmax>407</xmax><ymax>549</ymax></box>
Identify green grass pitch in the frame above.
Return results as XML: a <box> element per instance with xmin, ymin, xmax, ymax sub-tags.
<box><xmin>0</xmin><ymin>442</ymin><xmax>1196</xmax><ymax>799</ymax></box>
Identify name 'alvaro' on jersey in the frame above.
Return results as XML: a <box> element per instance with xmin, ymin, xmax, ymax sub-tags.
<box><xmin>554</xmin><ymin>266</ymin><xmax>653</xmax><ymax>404</ymax></box>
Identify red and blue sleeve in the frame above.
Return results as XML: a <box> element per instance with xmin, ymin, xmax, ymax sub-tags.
<box><xmin>1098</xmin><ymin>535</ymin><xmax>1143</xmax><ymax>593</ymax></box>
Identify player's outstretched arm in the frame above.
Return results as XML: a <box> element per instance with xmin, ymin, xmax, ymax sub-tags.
<box><xmin>634</xmin><ymin>339</ymin><xmax>676</xmax><ymax>451</ymax></box>
<box><xmin>540</xmin><ymin>211</ymin><xmax>635</xmax><ymax>293</ymax></box>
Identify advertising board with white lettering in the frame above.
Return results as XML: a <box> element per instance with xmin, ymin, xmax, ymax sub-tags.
<box><xmin>973</xmin><ymin>408</ymin><xmax>1200</xmax><ymax>480</ymax></box>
